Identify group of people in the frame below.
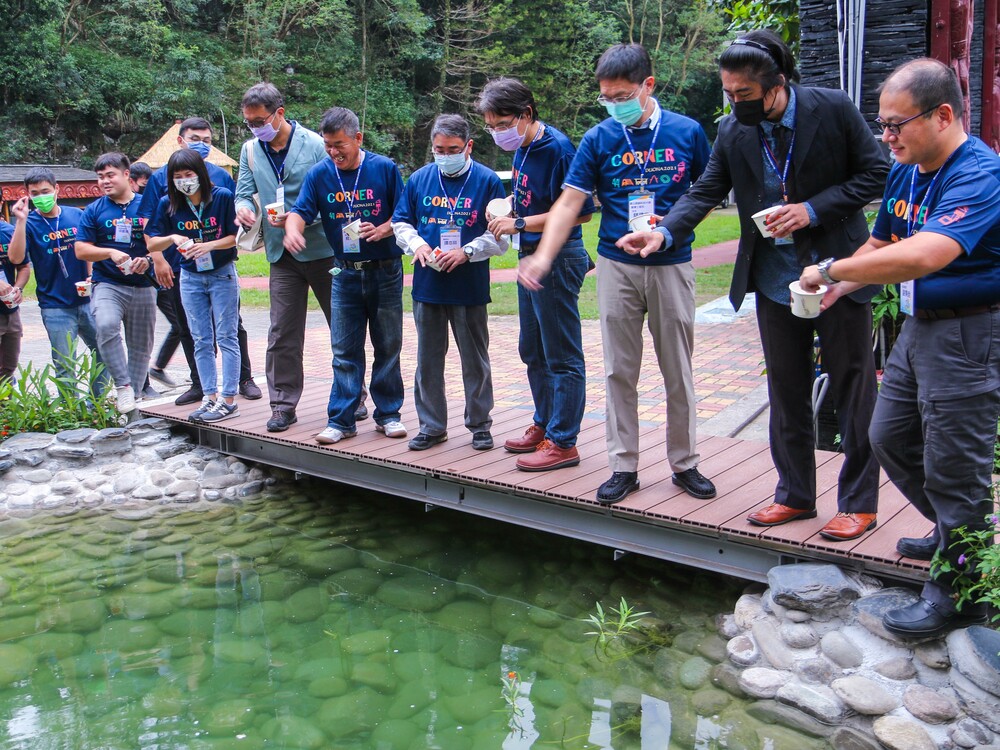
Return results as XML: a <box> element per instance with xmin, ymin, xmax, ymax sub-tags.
<box><xmin>1</xmin><ymin>32</ymin><xmax>996</xmax><ymax>640</ymax></box>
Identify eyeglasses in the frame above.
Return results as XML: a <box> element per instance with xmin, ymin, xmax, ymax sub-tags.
<box><xmin>873</xmin><ymin>105</ymin><xmax>940</xmax><ymax>136</ymax></box>
<box><xmin>243</xmin><ymin>111</ymin><xmax>278</xmax><ymax>130</ymax></box>
<box><xmin>183</xmin><ymin>135</ymin><xmax>212</xmax><ymax>145</ymax></box>
<box><xmin>596</xmin><ymin>88</ymin><xmax>641</xmax><ymax>106</ymax></box>
<box><xmin>484</xmin><ymin>115</ymin><xmax>520</xmax><ymax>135</ymax></box>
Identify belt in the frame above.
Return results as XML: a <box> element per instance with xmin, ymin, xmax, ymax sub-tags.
<box><xmin>914</xmin><ymin>303</ymin><xmax>1000</xmax><ymax>320</ymax></box>
<box><xmin>333</xmin><ymin>258</ymin><xmax>397</xmax><ymax>271</ymax></box>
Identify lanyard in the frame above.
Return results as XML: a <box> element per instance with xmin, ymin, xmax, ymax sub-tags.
<box><xmin>436</xmin><ymin>166</ymin><xmax>474</xmax><ymax>227</ymax></box>
<box><xmin>905</xmin><ymin>146</ymin><xmax>961</xmax><ymax>238</ymax></box>
<box><xmin>620</xmin><ymin>115</ymin><xmax>662</xmax><ymax>187</ymax></box>
<box><xmin>185</xmin><ymin>198</ymin><xmax>205</xmax><ymax>241</ymax></box>
<box><xmin>759</xmin><ymin>128</ymin><xmax>796</xmax><ymax>203</ymax></box>
<box><xmin>261</xmin><ymin>144</ymin><xmax>286</xmax><ymax>184</ymax></box>
<box><xmin>38</xmin><ymin>210</ymin><xmax>69</xmax><ymax>279</ymax></box>
<box><xmin>333</xmin><ymin>152</ymin><xmax>366</xmax><ymax>219</ymax></box>
<box><xmin>512</xmin><ymin>124</ymin><xmax>543</xmax><ymax>214</ymax></box>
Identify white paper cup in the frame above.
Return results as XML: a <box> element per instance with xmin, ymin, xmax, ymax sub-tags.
<box><xmin>265</xmin><ymin>202</ymin><xmax>284</xmax><ymax>221</ymax></box>
<box><xmin>0</xmin><ymin>290</ymin><xmax>17</xmax><ymax>308</ymax></box>
<box><xmin>75</xmin><ymin>280</ymin><xmax>92</xmax><ymax>297</ymax></box>
<box><xmin>117</xmin><ymin>259</ymin><xmax>134</xmax><ymax>275</ymax></box>
<box><xmin>343</xmin><ymin>218</ymin><xmax>362</xmax><ymax>241</ymax></box>
<box><xmin>789</xmin><ymin>281</ymin><xmax>828</xmax><ymax>319</ymax></box>
<box><xmin>628</xmin><ymin>214</ymin><xmax>655</xmax><ymax>233</ymax></box>
<box><xmin>177</xmin><ymin>239</ymin><xmax>195</xmax><ymax>258</ymax></box>
<box><xmin>486</xmin><ymin>198</ymin><xmax>512</xmax><ymax>219</ymax></box>
<box><xmin>751</xmin><ymin>206</ymin><xmax>784</xmax><ymax>237</ymax></box>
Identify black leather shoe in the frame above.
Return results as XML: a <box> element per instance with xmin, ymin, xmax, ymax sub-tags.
<box><xmin>239</xmin><ymin>378</ymin><xmax>263</xmax><ymax>400</ymax></box>
<box><xmin>472</xmin><ymin>431</ymin><xmax>493</xmax><ymax>450</ymax></box>
<box><xmin>408</xmin><ymin>432</ymin><xmax>448</xmax><ymax>451</ymax></box>
<box><xmin>672</xmin><ymin>467</ymin><xmax>717</xmax><ymax>499</ymax></box>
<box><xmin>883</xmin><ymin>598</ymin><xmax>988</xmax><ymax>639</ymax></box>
<box><xmin>266</xmin><ymin>409</ymin><xmax>297</xmax><ymax>432</ymax></box>
<box><xmin>174</xmin><ymin>387</ymin><xmax>204</xmax><ymax>406</ymax></box>
<box><xmin>597</xmin><ymin>472</ymin><xmax>640</xmax><ymax>505</ymax></box>
<box><xmin>896</xmin><ymin>535</ymin><xmax>939</xmax><ymax>561</ymax></box>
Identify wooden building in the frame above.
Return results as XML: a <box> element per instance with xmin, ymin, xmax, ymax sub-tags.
<box><xmin>0</xmin><ymin>164</ymin><xmax>102</xmax><ymax>221</ymax></box>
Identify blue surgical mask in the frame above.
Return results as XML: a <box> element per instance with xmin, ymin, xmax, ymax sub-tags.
<box><xmin>434</xmin><ymin>153</ymin><xmax>468</xmax><ymax>175</ymax></box>
<box><xmin>186</xmin><ymin>141</ymin><xmax>211</xmax><ymax>159</ymax></box>
<box><xmin>604</xmin><ymin>97</ymin><xmax>645</xmax><ymax>126</ymax></box>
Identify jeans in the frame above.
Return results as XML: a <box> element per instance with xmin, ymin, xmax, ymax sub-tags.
<box><xmin>39</xmin><ymin>303</ymin><xmax>110</xmax><ymax>392</ymax></box>
<box><xmin>180</xmin><ymin>264</ymin><xmax>241</xmax><ymax>399</ymax></box>
<box><xmin>326</xmin><ymin>259</ymin><xmax>404</xmax><ymax>430</ymax></box>
<box><xmin>518</xmin><ymin>240</ymin><xmax>589</xmax><ymax>448</ymax></box>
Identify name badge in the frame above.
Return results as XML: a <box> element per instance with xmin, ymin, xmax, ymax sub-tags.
<box><xmin>900</xmin><ymin>280</ymin><xmax>914</xmax><ymax>316</ymax></box>
<box><xmin>512</xmin><ymin>232</ymin><xmax>520</xmax><ymax>252</ymax></box>
<box><xmin>342</xmin><ymin>227</ymin><xmax>360</xmax><ymax>254</ymax></box>
<box><xmin>440</xmin><ymin>225</ymin><xmax>462</xmax><ymax>254</ymax></box>
<box><xmin>628</xmin><ymin>189</ymin><xmax>655</xmax><ymax>222</ymax></box>
<box><xmin>114</xmin><ymin>219</ymin><xmax>132</xmax><ymax>244</ymax></box>
<box><xmin>275</xmin><ymin>185</ymin><xmax>285</xmax><ymax>207</ymax></box>
<box><xmin>195</xmin><ymin>253</ymin><xmax>214</xmax><ymax>272</ymax></box>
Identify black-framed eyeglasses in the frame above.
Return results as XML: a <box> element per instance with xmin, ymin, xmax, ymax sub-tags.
<box><xmin>243</xmin><ymin>111</ymin><xmax>278</xmax><ymax>130</ymax></box>
<box><xmin>873</xmin><ymin>105</ymin><xmax>940</xmax><ymax>136</ymax></box>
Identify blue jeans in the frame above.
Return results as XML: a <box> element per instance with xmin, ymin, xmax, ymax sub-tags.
<box><xmin>39</xmin><ymin>303</ymin><xmax>111</xmax><ymax>392</ymax></box>
<box><xmin>180</xmin><ymin>264</ymin><xmax>240</xmax><ymax>399</ymax></box>
<box><xmin>518</xmin><ymin>240</ymin><xmax>589</xmax><ymax>447</ymax></box>
<box><xmin>326</xmin><ymin>259</ymin><xmax>404</xmax><ymax>430</ymax></box>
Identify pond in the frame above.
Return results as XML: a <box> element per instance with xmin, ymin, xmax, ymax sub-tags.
<box><xmin>0</xmin><ymin>478</ymin><xmax>828</xmax><ymax>749</ymax></box>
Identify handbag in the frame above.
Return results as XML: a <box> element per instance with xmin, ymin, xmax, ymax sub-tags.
<box><xmin>235</xmin><ymin>140</ymin><xmax>265</xmax><ymax>253</ymax></box>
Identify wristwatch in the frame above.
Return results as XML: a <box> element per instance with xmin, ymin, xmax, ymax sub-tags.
<box><xmin>463</xmin><ymin>246</ymin><xmax>474</xmax><ymax>259</ymax></box>
<box><xmin>514</xmin><ymin>217</ymin><xmax>526</xmax><ymax>232</ymax></box>
<box><xmin>817</xmin><ymin>257</ymin><xmax>838</xmax><ymax>285</ymax></box>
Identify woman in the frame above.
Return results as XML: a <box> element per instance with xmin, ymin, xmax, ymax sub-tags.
<box><xmin>145</xmin><ymin>149</ymin><xmax>240</xmax><ymax>423</ymax></box>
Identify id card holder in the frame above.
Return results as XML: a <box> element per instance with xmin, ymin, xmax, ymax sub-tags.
<box><xmin>899</xmin><ymin>280</ymin><xmax>914</xmax><ymax>316</ymax></box>
<box><xmin>195</xmin><ymin>253</ymin><xmax>214</xmax><ymax>272</ymax></box>
<box><xmin>114</xmin><ymin>219</ymin><xmax>132</xmax><ymax>244</ymax></box>
<box><xmin>512</xmin><ymin>232</ymin><xmax>521</xmax><ymax>252</ymax></box>
<box><xmin>440</xmin><ymin>224</ymin><xmax>462</xmax><ymax>254</ymax></box>
<box><xmin>342</xmin><ymin>227</ymin><xmax>361</xmax><ymax>254</ymax></box>
<box><xmin>627</xmin><ymin>189</ymin><xmax>655</xmax><ymax>222</ymax></box>
<box><xmin>275</xmin><ymin>185</ymin><xmax>285</xmax><ymax>207</ymax></box>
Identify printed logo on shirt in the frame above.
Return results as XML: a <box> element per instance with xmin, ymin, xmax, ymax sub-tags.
<box><xmin>511</xmin><ymin>169</ymin><xmax>533</xmax><ymax>212</ymax></box>
<box><xmin>177</xmin><ymin>217</ymin><xmax>219</xmax><ymax>231</ymax></box>
<box><xmin>44</xmin><ymin>226</ymin><xmax>79</xmax><ymax>250</ymax></box>
<box><xmin>420</xmin><ymin>195</ymin><xmax>480</xmax><ymax>228</ymax></box>
<box><xmin>0</xmin><ymin>242</ymin><xmax>9</xmax><ymax>262</ymax></box>
<box><xmin>938</xmin><ymin>206</ymin><xmax>969</xmax><ymax>226</ymax></box>
<box><xmin>883</xmin><ymin>194</ymin><xmax>929</xmax><ymax>242</ymax></box>
<box><xmin>325</xmin><ymin>190</ymin><xmax>383</xmax><ymax>220</ymax></box>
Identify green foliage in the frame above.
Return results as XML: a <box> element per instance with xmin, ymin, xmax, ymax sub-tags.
<box><xmin>498</xmin><ymin>670</ymin><xmax>526</xmax><ymax>738</ymax></box>
<box><xmin>995</xmin><ymin>418</ymin><xmax>999</xmax><ymax>475</ymax></box>
<box><xmin>716</xmin><ymin>0</ymin><xmax>799</xmax><ymax>54</ymax></box>
<box><xmin>583</xmin><ymin>597</ymin><xmax>652</xmax><ymax>659</ymax></box>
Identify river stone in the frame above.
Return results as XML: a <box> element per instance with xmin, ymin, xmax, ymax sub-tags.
<box><xmin>351</xmin><ymin>661</ymin><xmax>397</xmax><ymax>693</ymax></box>
<box><xmin>5</xmin><ymin>433</ymin><xmax>54</xmax><ymax>452</ymax></box>
<box><xmin>874</xmin><ymin>656</ymin><xmax>916</xmax><ymax>680</ymax></box>
<box><xmin>672</xmin><ymin>629</ymin><xmax>701</xmax><ymax>654</ymax></box>
<box><xmin>775</xmin><ymin>683</ymin><xmax>845</xmax><ymax>722</ymax></box>
<box><xmin>376</xmin><ymin>574</ymin><xmax>456</xmax><ymax>612</ymax></box>
<box><xmin>696</xmin><ymin>633</ymin><xmax>728</xmax><ymax>663</ymax></box>
<box><xmin>738</xmin><ymin>667</ymin><xmax>791</xmax><ymax>698</ymax></box>
<box><xmin>949</xmin><ymin>717</ymin><xmax>994</xmax><ymax>748</ymax></box>
<box><xmin>767</xmin><ymin>564</ymin><xmax>866</xmax><ymax>613</ymax></box>
<box><xmin>914</xmin><ymin>640</ymin><xmax>950</xmax><ymax>670</ymax></box>
<box><xmin>57</xmin><ymin>427</ymin><xmax>97</xmax><ymax>443</ymax></box>
<box><xmin>872</xmin><ymin>715</ymin><xmax>936</xmax><ymax>750</ymax></box>
<box><xmin>441</xmin><ymin>631</ymin><xmax>501</xmax><ymax>670</ymax></box>
<box><xmin>341</xmin><ymin>629</ymin><xmax>392</xmax><ymax>656</ymax></box>
<box><xmin>0</xmin><ymin>644</ymin><xmax>35</xmax><ymax>685</ymax></box>
<box><xmin>21</xmin><ymin>468</ymin><xmax>53</xmax><ymax>483</ymax></box>
<box><xmin>46</xmin><ymin>598</ymin><xmax>107</xmax><ymax>632</ymax></box>
<box><xmin>711</xmin><ymin>663</ymin><xmax>747</xmax><ymax>698</ymax></box>
<box><xmin>819</xmin><ymin>630</ymin><xmax>863</xmax><ymax>668</ymax></box>
<box><xmin>0</xmin><ymin>458</ymin><xmax>13</xmax><ymax>472</ymax></box>
<box><xmin>853</xmin><ymin>588</ymin><xmax>920</xmax><ymax>641</ymax></box>
<box><xmin>745</xmin><ymin>699</ymin><xmax>832</xmax><ymax>738</ymax></box>
<box><xmin>285</xmin><ymin>586</ymin><xmax>327</xmax><ymax>623</ymax></box>
<box><xmin>201</xmin><ymin>474</ymin><xmax>243</xmax><ymax>490</ymax></box>
<box><xmin>261</xmin><ymin>715</ymin><xmax>326</xmax><ymax>749</ymax></box>
<box><xmin>90</xmin><ymin>620</ymin><xmax>161</xmax><ymax>653</ymax></box>
<box><xmin>679</xmin><ymin>656</ymin><xmax>712</xmax><ymax>690</ymax></box>
<box><xmin>831</xmin><ymin>675</ymin><xmax>899</xmax><ymax>714</ymax></box>
<box><xmin>752</xmin><ymin>620</ymin><xmax>795</xmax><ymax>669</ymax></box>
<box><xmin>155</xmin><ymin>441</ymin><xmax>193</xmax><ymax>459</ymax></box>
<box><xmin>50</xmin><ymin>481</ymin><xmax>78</xmax><ymax>496</ymax></box>
<box><xmin>690</xmin><ymin>686</ymin><xmax>730</xmax><ymax>715</ymax></box>
<box><xmin>370</xmin><ymin>719</ymin><xmax>421</xmax><ymax>750</ymax></box>
<box><xmin>948</xmin><ymin>626</ymin><xmax>1000</xmax><ymax>697</ymax></box>
<box><xmin>734</xmin><ymin>594</ymin><xmax>766</xmax><ymax>629</ymax></box>
<box><xmin>113</xmin><ymin>473</ymin><xmax>143</xmax><ymax>495</ymax></box>
<box><xmin>779</xmin><ymin>621</ymin><xmax>819</xmax><ymax>649</ymax></box>
<box><xmin>132</xmin><ymin>485</ymin><xmax>163</xmax><ymax>500</ymax></box>
<box><xmin>950</xmin><ymin>670</ymin><xmax>1000</xmax><ymax>732</ymax></box>
<box><xmin>47</xmin><ymin>444</ymin><xmax>93</xmax><ymax>459</ymax></box>
<box><xmin>22</xmin><ymin>632</ymin><xmax>85</xmax><ymax>660</ymax></box>
<box><xmin>903</xmin><ymin>683</ymin><xmax>959</xmax><ymax>723</ymax></box>
<box><xmin>795</xmin><ymin>657</ymin><xmax>838</xmax><ymax>684</ymax></box>
<box><xmin>429</xmin><ymin>600</ymin><xmax>493</xmax><ymax>631</ymax></box>
<box><xmin>830</xmin><ymin>727</ymin><xmax>883</xmax><ymax>750</ymax></box>
<box><xmin>727</xmin><ymin>634</ymin><xmax>760</xmax><ymax>666</ymax></box>
<box><xmin>716</xmin><ymin>613</ymin><xmax>741</xmax><ymax>639</ymax></box>
<box><xmin>237</xmin><ymin>480</ymin><xmax>264</xmax><ymax>497</ymax></box>
<box><xmin>610</xmin><ymin>684</ymin><xmax>643</xmax><ymax>728</ymax></box>
<box><xmin>203</xmin><ymin>698</ymin><xmax>255</xmax><ymax>735</ymax></box>
<box><xmin>108</xmin><ymin>594</ymin><xmax>174</xmax><ymax>620</ymax></box>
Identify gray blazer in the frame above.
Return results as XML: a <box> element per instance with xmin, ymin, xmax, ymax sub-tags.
<box><xmin>235</xmin><ymin>123</ymin><xmax>333</xmax><ymax>263</ymax></box>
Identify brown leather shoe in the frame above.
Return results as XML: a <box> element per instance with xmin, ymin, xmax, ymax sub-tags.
<box><xmin>504</xmin><ymin>424</ymin><xmax>545</xmax><ymax>453</ymax></box>
<box><xmin>818</xmin><ymin>512</ymin><xmax>877</xmax><ymax>541</ymax></box>
<box><xmin>516</xmin><ymin>440</ymin><xmax>581</xmax><ymax>472</ymax></box>
<box><xmin>747</xmin><ymin>503</ymin><xmax>818</xmax><ymax>527</ymax></box>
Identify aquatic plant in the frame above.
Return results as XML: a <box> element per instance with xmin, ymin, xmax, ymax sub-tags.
<box><xmin>584</xmin><ymin>597</ymin><xmax>652</xmax><ymax>659</ymax></box>
<box><xmin>499</xmin><ymin>670</ymin><xmax>526</xmax><ymax>737</ymax></box>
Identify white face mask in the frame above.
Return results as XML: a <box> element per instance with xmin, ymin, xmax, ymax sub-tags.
<box><xmin>173</xmin><ymin>177</ymin><xmax>200</xmax><ymax>196</ymax></box>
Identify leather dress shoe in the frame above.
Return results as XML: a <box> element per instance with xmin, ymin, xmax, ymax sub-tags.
<box><xmin>747</xmin><ymin>503</ymin><xmax>818</xmax><ymax>527</ymax></box>
<box><xmin>883</xmin><ymin>597</ymin><xmax>988</xmax><ymax>639</ymax></box>
<box><xmin>266</xmin><ymin>409</ymin><xmax>297</xmax><ymax>432</ymax></box>
<box><xmin>174</xmin><ymin>387</ymin><xmax>204</xmax><ymax>406</ymax></box>
<box><xmin>672</xmin><ymin>467</ymin><xmax>716</xmax><ymax>499</ymax></box>
<box><xmin>597</xmin><ymin>472</ymin><xmax>639</xmax><ymax>505</ymax></box>
<box><xmin>818</xmin><ymin>512</ymin><xmax>877</xmax><ymax>541</ymax></box>
<box><xmin>896</xmin><ymin>534</ymin><xmax>939</xmax><ymax>561</ymax></box>
<box><xmin>516</xmin><ymin>440</ymin><xmax>580</xmax><ymax>472</ymax></box>
<box><xmin>505</xmin><ymin>424</ymin><xmax>545</xmax><ymax>453</ymax></box>
<box><xmin>239</xmin><ymin>378</ymin><xmax>262</xmax><ymax>400</ymax></box>
<box><xmin>408</xmin><ymin>432</ymin><xmax>448</xmax><ymax>451</ymax></box>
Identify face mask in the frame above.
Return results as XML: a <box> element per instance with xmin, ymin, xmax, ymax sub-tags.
<box><xmin>732</xmin><ymin>89</ymin><xmax>779</xmax><ymax>127</ymax></box>
<box><xmin>186</xmin><ymin>141</ymin><xmax>211</xmax><ymax>159</ymax></box>
<box><xmin>173</xmin><ymin>177</ymin><xmax>200</xmax><ymax>196</ymax></box>
<box><xmin>604</xmin><ymin>96</ymin><xmax>644</xmax><ymax>126</ymax></box>
<box><xmin>434</xmin><ymin>152</ymin><xmax>468</xmax><ymax>175</ymax></box>
<box><xmin>31</xmin><ymin>193</ymin><xmax>56</xmax><ymax>213</ymax></box>
<box><xmin>491</xmin><ymin>118</ymin><xmax>523</xmax><ymax>152</ymax></box>
<box><xmin>251</xmin><ymin>121</ymin><xmax>279</xmax><ymax>143</ymax></box>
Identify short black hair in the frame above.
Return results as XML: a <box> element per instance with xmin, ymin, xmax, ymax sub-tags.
<box><xmin>475</xmin><ymin>78</ymin><xmax>538</xmax><ymax>121</ymax></box>
<box><xmin>319</xmin><ymin>107</ymin><xmax>360</xmax><ymax>137</ymax></box>
<box><xmin>430</xmin><ymin>114</ymin><xmax>470</xmax><ymax>143</ymax></box>
<box><xmin>880</xmin><ymin>58</ymin><xmax>964</xmax><ymax>115</ymax></box>
<box><xmin>595</xmin><ymin>44</ymin><xmax>652</xmax><ymax>84</ymax></box>
<box><xmin>165</xmin><ymin>148</ymin><xmax>213</xmax><ymax>216</ymax></box>
<box><xmin>242</xmin><ymin>83</ymin><xmax>283</xmax><ymax>112</ymax></box>
<box><xmin>719</xmin><ymin>30</ymin><xmax>800</xmax><ymax>89</ymax></box>
<box><xmin>94</xmin><ymin>152</ymin><xmax>131</xmax><ymax>174</ymax></box>
<box><xmin>24</xmin><ymin>167</ymin><xmax>57</xmax><ymax>189</ymax></box>
<box><xmin>129</xmin><ymin>161</ymin><xmax>153</xmax><ymax>181</ymax></box>
<box><xmin>179</xmin><ymin>117</ymin><xmax>213</xmax><ymax>137</ymax></box>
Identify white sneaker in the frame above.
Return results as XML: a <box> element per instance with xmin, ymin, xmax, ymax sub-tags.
<box><xmin>315</xmin><ymin>426</ymin><xmax>357</xmax><ymax>445</ymax></box>
<box><xmin>376</xmin><ymin>420</ymin><xmax>408</xmax><ymax>438</ymax></box>
<box><xmin>116</xmin><ymin>385</ymin><xmax>136</xmax><ymax>413</ymax></box>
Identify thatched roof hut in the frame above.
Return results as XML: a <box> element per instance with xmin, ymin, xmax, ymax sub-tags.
<box><xmin>137</xmin><ymin>120</ymin><xmax>238</xmax><ymax>175</ymax></box>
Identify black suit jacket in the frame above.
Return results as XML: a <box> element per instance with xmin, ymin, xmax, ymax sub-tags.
<box><xmin>661</xmin><ymin>85</ymin><xmax>889</xmax><ymax>310</ymax></box>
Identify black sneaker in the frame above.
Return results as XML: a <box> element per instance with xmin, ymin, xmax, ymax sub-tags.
<box><xmin>672</xmin><ymin>467</ymin><xmax>717</xmax><ymax>499</ymax></box>
<box><xmin>200</xmin><ymin>400</ymin><xmax>240</xmax><ymax>423</ymax></box>
<box><xmin>408</xmin><ymin>432</ymin><xmax>448</xmax><ymax>451</ymax></box>
<box><xmin>597</xmin><ymin>471</ymin><xmax>640</xmax><ymax>505</ymax></box>
<box><xmin>175</xmin><ymin>387</ymin><xmax>204</xmax><ymax>406</ymax></box>
<box><xmin>266</xmin><ymin>409</ymin><xmax>297</xmax><ymax>432</ymax></box>
<box><xmin>896</xmin><ymin>535</ymin><xmax>939</xmax><ymax>561</ymax></box>
<box><xmin>239</xmin><ymin>378</ymin><xmax>262</xmax><ymax>400</ymax></box>
<box><xmin>472</xmin><ymin>431</ymin><xmax>493</xmax><ymax>450</ymax></box>
<box><xmin>148</xmin><ymin>367</ymin><xmax>178</xmax><ymax>388</ymax></box>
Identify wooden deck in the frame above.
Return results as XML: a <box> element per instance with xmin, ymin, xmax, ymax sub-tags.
<box><xmin>140</xmin><ymin>381</ymin><xmax>933</xmax><ymax>586</ymax></box>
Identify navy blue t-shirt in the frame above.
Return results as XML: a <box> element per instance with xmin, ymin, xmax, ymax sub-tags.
<box><xmin>77</xmin><ymin>194</ymin><xmax>151</xmax><ymax>287</ymax></box>
<box><xmin>513</xmin><ymin>123</ymin><xmax>595</xmax><ymax>244</ymax></box>
<box><xmin>871</xmin><ymin>137</ymin><xmax>1000</xmax><ymax>308</ymax></box>
<box><xmin>0</xmin><ymin>221</ymin><xmax>19</xmax><ymax>316</ymax></box>
<box><xmin>139</xmin><ymin>161</ymin><xmax>237</xmax><ymax>273</ymax></box>
<box><xmin>147</xmin><ymin>187</ymin><xmax>238</xmax><ymax>273</ymax></box>
<box><xmin>23</xmin><ymin>206</ymin><xmax>90</xmax><ymax>309</ymax></box>
<box><xmin>291</xmin><ymin>151</ymin><xmax>403</xmax><ymax>261</ymax></box>
<box><xmin>564</xmin><ymin>106</ymin><xmax>710</xmax><ymax>265</ymax></box>
<box><xmin>392</xmin><ymin>161</ymin><xmax>506</xmax><ymax>306</ymax></box>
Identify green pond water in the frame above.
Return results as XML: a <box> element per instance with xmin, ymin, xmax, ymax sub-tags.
<box><xmin>0</xmin><ymin>478</ymin><xmax>827</xmax><ymax>749</ymax></box>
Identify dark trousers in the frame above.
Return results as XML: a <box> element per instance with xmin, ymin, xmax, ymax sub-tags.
<box><xmin>266</xmin><ymin>251</ymin><xmax>334</xmax><ymax>411</ymax></box>
<box><xmin>756</xmin><ymin>292</ymin><xmax>880</xmax><ymax>513</ymax></box>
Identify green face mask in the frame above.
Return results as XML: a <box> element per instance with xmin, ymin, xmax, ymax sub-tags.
<box><xmin>31</xmin><ymin>193</ymin><xmax>56</xmax><ymax>213</ymax></box>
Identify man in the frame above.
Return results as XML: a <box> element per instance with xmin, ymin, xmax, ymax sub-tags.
<box><xmin>619</xmin><ymin>30</ymin><xmax>888</xmax><ymax>541</ymax></box>
<box><xmin>800</xmin><ymin>59</ymin><xmax>1000</xmax><ymax>638</ymax></box>
<box><xmin>138</xmin><ymin>116</ymin><xmax>261</xmax><ymax>406</ymax></box>
<box><xmin>285</xmin><ymin>107</ymin><xmax>406</xmax><ymax>444</ymax></box>
<box><xmin>476</xmin><ymin>77</ymin><xmax>596</xmax><ymax>472</ymax></box>
<box><xmin>129</xmin><ymin>162</ymin><xmax>152</xmax><ymax>194</ymax></box>
<box><xmin>0</xmin><ymin>220</ymin><xmax>29</xmax><ymax>384</ymax></box>
<box><xmin>8</xmin><ymin>168</ymin><xmax>107</xmax><ymax>388</ymax></box>
<box><xmin>73</xmin><ymin>152</ymin><xmax>157</xmax><ymax>413</ymax></box>
<box><xmin>235</xmin><ymin>83</ymin><xmax>342</xmax><ymax>433</ymax></box>
<box><xmin>520</xmin><ymin>43</ymin><xmax>715</xmax><ymax>504</ymax></box>
<box><xmin>392</xmin><ymin>114</ymin><xmax>509</xmax><ymax>451</ymax></box>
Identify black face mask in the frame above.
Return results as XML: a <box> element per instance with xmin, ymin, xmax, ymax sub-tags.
<box><xmin>732</xmin><ymin>87</ymin><xmax>780</xmax><ymax>127</ymax></box>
